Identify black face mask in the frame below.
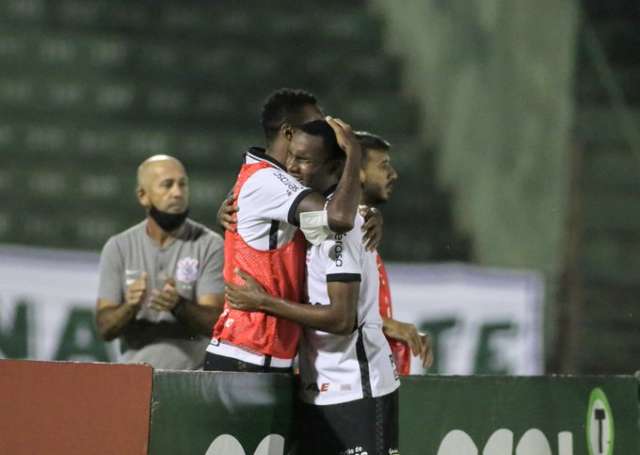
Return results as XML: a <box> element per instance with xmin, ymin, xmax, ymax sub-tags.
<box><xmin>149</xmin><ymin>205</ymin><xmax>189</xmax><ymax>232</ymax></box>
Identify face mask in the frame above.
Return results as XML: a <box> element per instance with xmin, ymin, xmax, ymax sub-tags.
<box><xmin>149</xmin><ymin>205</ymin><xmax>189</xmax><ymax>232</ymax></box>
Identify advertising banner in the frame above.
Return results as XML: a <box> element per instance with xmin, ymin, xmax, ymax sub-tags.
<box><xmin>400</xmin><ymin>375</ymin><xmax>639</xmax><ymax>455</ymax></box>
<box><xmin>386</xmin><ymin>264</ymin><xmax>544</xmax><ymax>375</ymax></box>
<box><xmin>0</xmin><ymin>246</ymin><xmax>544</xmax><ymax>375</ymax></box>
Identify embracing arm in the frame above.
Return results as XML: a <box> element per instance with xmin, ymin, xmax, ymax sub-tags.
<box><xmin>226</xmin><ymin>270</ymin><xmax>358</xmax><ymax>335</ymax></box>
<box><xmin>294</xmin><ymin>117</ymin><xmax>362</xmax><ymax>233</ymax></box>
<box><xmin>382</xmin><ymin>317</ymin><xmax>434</xmax><ymax>368</ymax></box>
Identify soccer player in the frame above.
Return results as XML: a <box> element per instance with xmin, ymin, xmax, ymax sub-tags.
<box><xmin>226</xmin><ymin>120</ymin><xmax>400</xmax><ymax>455</ymax></box>
<box><xmin>204</xmin><ymin>89</ymin><xmax>365</xmax><ymax>372</ymax></box>
<box><xmin>356</xmin><ymin>131</ymin><xmax>433</xmax><ymax>374</ymax></box>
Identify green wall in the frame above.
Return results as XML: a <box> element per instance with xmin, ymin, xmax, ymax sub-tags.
<box><xmin>149</xmin><ymin>372</ymin><xmax>639</xmax><ymax>455</ymax></box>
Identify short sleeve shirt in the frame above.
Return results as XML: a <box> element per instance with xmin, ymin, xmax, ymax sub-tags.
<box><xmin>300</xmin><ymin>211</ymin><xmax>400</xmax><ymax>405</ymax></box>
<box><xmin>97</xmin><ymin>218</ymin><xmax>224</xmax><ymax>367</ymax></box>
<box><xmin>236</xmin><ymin>149</ymin><xmax>312</xmax><ymax>250</ymax></box>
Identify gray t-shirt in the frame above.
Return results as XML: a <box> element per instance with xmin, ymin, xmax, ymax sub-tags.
<box><xmin>98</xmin><ymin>218</ymin><xmax>224</xmax><ymax>369</ymax></box>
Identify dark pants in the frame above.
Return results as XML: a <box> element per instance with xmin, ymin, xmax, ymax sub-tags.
<box><xmin>297</xmin><ymin>390</ymin><xmax>400</xmax><ymax>455</ymax></box>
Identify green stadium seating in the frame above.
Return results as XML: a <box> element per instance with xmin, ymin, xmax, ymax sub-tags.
<box><xmin>1</xmin><ymin>0</ymin><xmax>465</xmax><ymax>262</ymax></box>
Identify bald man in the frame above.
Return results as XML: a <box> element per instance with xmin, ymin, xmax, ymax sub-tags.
<box><xmin>96</xmin><ymin>155</ymin><xmax>224</xmax><ymax>369</ymax></box>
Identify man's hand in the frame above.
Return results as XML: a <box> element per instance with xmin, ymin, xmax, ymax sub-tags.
<box><xmin>360</xmin><ymin>206</ymin><xmax>383</xmax><ymax>252</ymax></box>
<box><xmin>217</xmin><ymin>196</ymin><xmax>238</xmax><ymax>232</ymax></box>
<box><xmin>149</xmin><ymin>277</ymin><xmax>181</xmax><ymax>312</ymax></box>
<box><xmin>125</xmin><ymin>272</ymin><xmax>147</xmax><ymax>310</ymax></box>
<box><xmin>383</xmin><ymin>318</ymin><xmax>434</xmax><ymax>368</ymax></box>
<box><xmin>326</xmin><ymin>116</ymin><xmax>362</xmax><ymax>158</ymax></box>
<box><xmin>225</xmin><ymin>269</ymin><xmax>268</xmax><ymax>312</ymax></box>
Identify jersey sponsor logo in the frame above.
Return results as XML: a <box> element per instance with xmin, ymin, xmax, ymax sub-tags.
<box><xmin>304</xmin><ymin>382</ymin><xmax>320</xmax><ymax>392</ymax></box>
<box><xmin>272</xmin><ymin>170</ymin><xmax>302</xmax><ymax>195</ymax></box>
<box><xmin>330</xmin><ymin>234</ymin><xmax>344</xmax><ymax>267</ymax></box>
<box><xmin>176</xmin><ymin>257</ymin><xmax>199</xmax><ymax>283</ymax></box>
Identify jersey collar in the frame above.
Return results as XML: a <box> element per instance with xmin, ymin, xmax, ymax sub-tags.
<box><xmin>244</xmin><ymin>147</ymin><xmax>287</xmax><ymax>171</ymax></box>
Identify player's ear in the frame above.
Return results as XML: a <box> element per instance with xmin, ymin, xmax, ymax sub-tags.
<box><xmin>359</xmin><ymin>168</ymin><xmax>367</xmax><ymax>184</ymax></box>
<box><xmin>281</xmin><ymin>123</ymin><xmax>294</xmax><ymax>141</ymax></box>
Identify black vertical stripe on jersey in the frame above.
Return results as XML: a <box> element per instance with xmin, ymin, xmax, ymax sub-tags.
<box><xmin>269</xmin><ymin>220</ymin><xmax>279</xmax><ymax>250</ymax></box>
<box><xmin>356</xmin><ymin>326</ymin><xmax>372</xmax><ymax>398</ymax></box>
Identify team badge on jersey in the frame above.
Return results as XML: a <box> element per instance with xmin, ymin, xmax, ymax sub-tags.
<box><xmin>176</xmin><ymin>257</ymin><xmax>199</xmax><ymax>283</ymax></box>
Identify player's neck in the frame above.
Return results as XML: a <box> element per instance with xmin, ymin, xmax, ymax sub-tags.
<box><xmin>265</xmin><ymin>142</ymin><xmax>287</xmax><ymax>167</ymax></box>
<box><xmin>361</xmin><ymin>193</ymin><xmax>379</xmax><ymax>207</ymax></box>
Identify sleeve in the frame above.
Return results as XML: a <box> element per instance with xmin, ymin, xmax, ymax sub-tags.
<box><xmin>238</xmin><ymin>167</ymin><xmax>312</xmax><ymax>226</ymax></box>
<box><xmin>299</xmin><ymin>210</ymin><xmax>331</xmax><ymax>245</ymax></box>
<box><xmin>195</xmin><ymin>232</ymin><xmax>225</xmax><ymax>298</ymax></box>
<box><xmin>97</xmin><ymin>237</ymin><xmax>124</xmax><ymax>304</ymax></box>
<box><xmin>325</xmin><ymin>217</ymin><xmax>364</xmax><ymax>283</ymax></box>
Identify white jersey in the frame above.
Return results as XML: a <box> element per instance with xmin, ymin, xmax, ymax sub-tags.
<box><xmin>299</xmin><ymin>207</ymin><xmax>400</xmax><ymax>405</ymax></box>
<box><xmin>236</xmin><ymin>148</ymin><xmax>312</xmax><ymax>250</ymax></box>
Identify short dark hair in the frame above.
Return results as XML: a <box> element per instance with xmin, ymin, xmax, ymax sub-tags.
<box><xmin>355</xmin><ymin>131</ymin><xmax>390</xmax><ymax>152</ymax></box>
<box><xmin>354</xmin><ymin>131</ymin><xmax>391</xmax><ymax>164</ymax></box>
<box><xmin>298</xmin><ymin>120</ymin><xmax>344</xmax><ymax>162</ymax></box>
<box><xmin>261</xmin><ymin>88</ymin><xmax>318</xmax><ymax>144</ymax></box>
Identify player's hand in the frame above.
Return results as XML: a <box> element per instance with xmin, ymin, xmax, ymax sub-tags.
<box><xmin>325</xmin><ymin>116</ymin><xmax>362</xmax><ymax>158</ymax></box>
<box><xmin>125</xmin><ymin>272</ymin><xmax>147</xmax><ymax>310</ymax></box>
<box><xmin>149</xmin><ymin>277</ymin><xmax>181</xmax><ymax>312</ymax></box>
<box><xmin>225</xmin><ymin>269</ymin><xmax>267</xmax><ymax>312</ymax></box>
<box><xmin>383</xmin><ymin>319</ymin><xmax>434</xmax><ymax>368</ymax></box>
<box><xmin>217</xmin><ymin>196</ymin><xmax>238</xmax><ymax>232</ymax></box>
<box><xmin>360</xmin><ymin>205</ymin><xmax>383</xmax><ymax>252</ymax></box>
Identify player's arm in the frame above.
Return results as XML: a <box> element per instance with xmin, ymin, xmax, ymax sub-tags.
<box><xmin>382</xmin><ymin>318</ymin><xmax>434</xmax><ymax>368</ymax></box>
<box><xmin>226</xmin><ymin>269</ymin><xmax>358</xmax><ymax>335</ymax></box>
<box><xmin>294</xmin><ymin>117</ymin><xmax>362</xmax><ymax>233</ymax></box>
<box><xmin>216</xmin><ymin>190</ymin><xmax>237</xmax><ymax>232</ymax></box>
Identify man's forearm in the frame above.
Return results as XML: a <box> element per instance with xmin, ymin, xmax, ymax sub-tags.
<box><xmin>259</xmin><ymin>295</ymin><xmax>354</xmax><ymax>335</ymax></box>
<box><xmin>172</xmin><ymin>299</ymin><xmax>222</xmax><ymax>337</ymax></box>
<box><xmin>325</xmin><ymin>150</ymin><xmax>362</xmax><ymax>233</ymax></box>
<box><xmin>96</xmin><ymin>304</ymin><xmax>138</xmax><ymax>341</ymax></box>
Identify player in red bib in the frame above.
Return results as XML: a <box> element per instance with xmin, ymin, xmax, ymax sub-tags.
<box><xmin>205</xmin><ymin>89</ymin><xmax>366</xmax><ymax>372</ymax></box>
<box><xmin>356</xmin><ymin>131</ymin><xmax>433</xmax><ymax>374</ymax></box>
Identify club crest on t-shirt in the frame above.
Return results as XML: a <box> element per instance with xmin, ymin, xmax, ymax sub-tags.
<box><xmin>176</xmin><ymin>257</ymin><xmax>199</xmax><ymax>283</ymax></box>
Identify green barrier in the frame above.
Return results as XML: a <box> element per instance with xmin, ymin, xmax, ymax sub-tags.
<box><xmin>400</xmin><ymin>376</ymin><xmax>639</xmax><ymax>454</ymax></box>
<box><xmin>149</xmin><ymin>371</ymin><xmax>296</xmax><ymax>455</ymax></box>
<box><xmin>150</xmin><ymin>373</ymin><xmax>639</xmax><ymax>455</ymax></box>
